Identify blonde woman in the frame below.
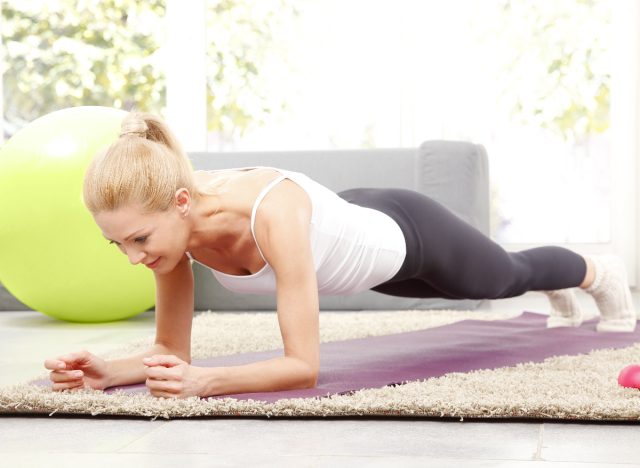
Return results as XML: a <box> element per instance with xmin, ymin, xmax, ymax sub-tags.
<box><xmin>44</xmin><ymin>112</ymin><xmax>637</xmax><ymax>399</ymax></box>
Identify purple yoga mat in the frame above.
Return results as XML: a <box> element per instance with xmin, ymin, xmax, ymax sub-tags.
<box><xmin>34</xmin><ymin>312</ymin><xmax>640</xmax><ymax>403</ymax></box>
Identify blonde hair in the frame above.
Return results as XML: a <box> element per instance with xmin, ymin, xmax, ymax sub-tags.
<box><xmin>83</xmin><ymin>111</ymin><xmax>202</xmax><ymax>214</ymax></box>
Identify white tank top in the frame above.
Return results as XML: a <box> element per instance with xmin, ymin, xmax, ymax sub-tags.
<box><xmin>186</xmin><ymin>166</ymin><xmax>406</xmax><ymax>296</ymax></box>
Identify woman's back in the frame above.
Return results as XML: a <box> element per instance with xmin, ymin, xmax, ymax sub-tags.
<box><xmin>188</xmin><ymin>166</ymin><xmax>407</xmax><ymax>296</ymax></box>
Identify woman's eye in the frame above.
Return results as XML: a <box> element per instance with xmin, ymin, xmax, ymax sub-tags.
<box><xmin>108</xmin><ymin>236</ymin><xmax>147</xmax><ymax>246</ymax></box>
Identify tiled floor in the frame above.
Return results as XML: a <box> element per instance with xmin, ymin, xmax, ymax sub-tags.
<box><xmin>1</xmin><ymin>290</ymin><xmax>639</xmax><ymax>467</ymax></box>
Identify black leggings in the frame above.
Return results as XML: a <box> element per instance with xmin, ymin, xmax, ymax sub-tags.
<box><xmin>337</xmin><ymin>188</ymin><xmax>587</xmax><ymax>300</ymax></box>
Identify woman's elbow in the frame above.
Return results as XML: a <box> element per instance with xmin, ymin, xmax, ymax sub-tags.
<box><xmin>306</xmin><ymin>367</ymin><xmax>319</xmax><ymax>388</ymax></box>
<box><xmin>294</xmin><ymin>361</ymin><xmax>318</xmax><ymax>389</ymax></box>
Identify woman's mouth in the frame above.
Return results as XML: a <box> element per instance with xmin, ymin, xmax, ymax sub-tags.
<box><xmin>146</xmin><ymin>258</ymin><xmax>161</xmax><ymax>269</ymax></box>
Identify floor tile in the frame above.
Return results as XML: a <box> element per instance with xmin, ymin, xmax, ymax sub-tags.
<box><xmin>120</xmin><ymin>419</ymin><xmax>541</xmax><ymax>460</ymax></box>
<box><xmin>0</xmin><ymin>417</ymin><xmax>166</xmax><ymax>453</ymax></box>
<box><xmin>0</xmin><ymin>452</ymin><xmax>217</xmax><ymax>468</ymax></box>
<box><xmin>541</xmin><ymin>422</ymin><xmax>640</xmax><ymax>464</ymax></box>
<box><xmin>1</xmin><ymin>453</ymin><xmax>639</xmax><ymax>468</ymax></box>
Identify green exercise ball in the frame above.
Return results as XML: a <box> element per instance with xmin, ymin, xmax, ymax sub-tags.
<box><xmin>0</xmin><ymin>106</ymin><xmax>156</xmax><ymax>322</ymax></box>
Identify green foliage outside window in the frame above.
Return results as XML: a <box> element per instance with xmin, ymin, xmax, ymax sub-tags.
<box><xmin>475</xmin><ymin>0</ymin><xmax>611</xmax><ymax>144</ymax></box>
<box><xmin>2</xmin><ymin>0</ymin><xmax>166</xmax><ymax>132</ymax></box>
<box><xmin>1</xmin><ymin>0</ymin><xmax>296</xmax><ymax>139</ymax></box>
<box><xmin>205</xmin><ymin>0</ymin><xmax>297</xmax><ymax>140</ymax></box>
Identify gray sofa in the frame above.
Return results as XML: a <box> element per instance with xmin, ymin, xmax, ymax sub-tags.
<box><xmin>0</xmin><ymin>140</ymin><xmax>490</xmax><ymax>312</ymax></box>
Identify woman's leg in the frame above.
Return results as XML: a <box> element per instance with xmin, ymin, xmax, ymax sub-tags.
<box><xmin>338</xmin><ymin>188</ymin><xmax>587</xmax><ymax>300</ymax></box>
<box><xmin>371</xmin><ymin>278</ymin><xmax>470</xmax><ymax>299</ymax></box>
<box><xmin>579</xmin><ymin>257</ymin><xmax>596</xmax><ymax>288</ymax></box>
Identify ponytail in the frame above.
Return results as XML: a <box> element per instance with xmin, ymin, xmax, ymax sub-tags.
<box><xmin>83</xmin><ymin>111</ymin><xmax>197</xmax><ymax>214</ymax></box>
<box><xmin>119</xmin><ymin>112</ymin><xmax>186</xmax><ymax>160</ymax></box>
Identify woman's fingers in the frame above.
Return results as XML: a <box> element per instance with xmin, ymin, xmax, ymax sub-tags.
<box><xmin>58</xmin><ymin>350</ymin><xmax>90</xmax><ymax>366</ymax></box>
<box><xmin>152</xmin><ymin>393</ymin><xmax>178</xmax><ymax>399</ymax></box>
<box><xmin>44</xmin><ymin>359</ymin><xmax>69</xmax><ymax>371</ymax></box>
<box><xmin>52</xmin><ymin>380</ymin><xmax>85</xmax><ymax>392</ymax></box>
<box><xmin>49</xmin><ymin>370</ymin><xmax>84</xmax><ymax>383</ymax></box>
<box><xmin>45</xmin><ymin>350</ymin><xmax>91</xmax><ymax>370</ymax></box>
<box><xmin>144</xmin><ymin>366</ymin><xmax>179</xmax><ymax>380</ymax></box>
<box><xmin>143</xmin><ymin>354</ymin><xmax>183</xmax><ymax>367</ymax></box>
<box><xmin>146</xmin><ymin>378</ymin><xmax>179</xmax><ymax>397</ymax></box>
<box><xmin>50</xmin><ymin>369</ymin><xmax>85</xmax><ymax>391</ymax></box>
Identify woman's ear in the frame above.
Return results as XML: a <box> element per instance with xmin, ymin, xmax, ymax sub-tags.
<box><xmin>175</xmin><ymin>188</ymin><xmax>191</xmax><ymax>217</ymax></box>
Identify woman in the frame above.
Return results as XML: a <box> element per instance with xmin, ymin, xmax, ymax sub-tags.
<box><xmin>44</xmin><ymin>112</ymin><xmax>637</xmax><ymax>399</ymax></box>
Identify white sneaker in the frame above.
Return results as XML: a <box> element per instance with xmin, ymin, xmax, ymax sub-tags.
<box><xmin>584</xmin><ymin>254</ymin><xmax>637</xmax><ymax>332</ymax></box>
<box><xmin>543</xmin><ymin>288</ymin><xmax>583</xmax><ymax>328</ymax></box>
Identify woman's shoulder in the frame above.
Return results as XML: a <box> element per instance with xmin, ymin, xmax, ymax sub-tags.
<box><xmin>194</xmin><ymin>167</ymin><xmax>301</xmax><ymax>217</ymax></box>
<box><xmin>193</xmin><ymin>166</ymin><xmax>281</xmax><ymax>186</ymax></box>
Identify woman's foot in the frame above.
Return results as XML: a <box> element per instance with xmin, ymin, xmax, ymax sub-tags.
<box><xmin>542</xmin><ymin>288</ymin><xmax>583</xmax><ymax>328</ymax></box>
<box><xmin>583</xmin><ymin>254</ymin><xmax>637</xmax><ymax>332</ymax></box>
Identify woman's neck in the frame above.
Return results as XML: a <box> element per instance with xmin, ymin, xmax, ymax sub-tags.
<box><xmin>188</xmin><ymin>193</ymin><xmax>246</xmax><ymax>253</ymax></box>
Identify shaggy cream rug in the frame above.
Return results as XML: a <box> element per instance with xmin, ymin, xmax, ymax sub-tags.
<box><xmin>1</xmin><ymin>309</ymin><xmax>640</xmax><ymax>421</ymax></box>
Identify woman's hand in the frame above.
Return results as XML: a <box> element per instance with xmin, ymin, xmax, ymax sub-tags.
<box><xmin>143</xmin><ymin>354</ymin><xmax>207</xmax><ymax>399</ymax></box>
<box><xmin>44</xmin><ymin>350</ymin><xmax>111</xmax><ymax>392</ymax></box>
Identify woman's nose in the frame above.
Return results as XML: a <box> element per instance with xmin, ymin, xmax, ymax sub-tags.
<box><xmin>127</xmin><ymin>250</ymin><xmax>146</xmax><ymax>265</ymax></box>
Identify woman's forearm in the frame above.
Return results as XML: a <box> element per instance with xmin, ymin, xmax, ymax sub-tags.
<box><xmin>105</xmin><ymin>343</ymin><xmax>189</xmax><ymax>388</ymax></box>
<box><xmin>203</xmin><ymin>356</ymin><xmax>317</xmax><ymax>397</ymax></box>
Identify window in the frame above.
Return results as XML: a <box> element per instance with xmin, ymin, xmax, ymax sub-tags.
<box><xmin>1</xmin><ymin>0</ymin><xmax>166</xmax><ymax>138</ymax></box>
<box><xmin>2</xmin><ymin>0</ymin><xmax>636</xmax><ymax>283</ymax></box>
<box><xmin>204</xmin><ymin>0</ymin><xmax>619</xmax><ymax>246</ymax></box>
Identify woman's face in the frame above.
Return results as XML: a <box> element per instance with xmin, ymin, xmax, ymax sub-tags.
<box><xmin>94</xmin><ymin>201</ymin><xmax>188</xmax><ymax>273</ymax></box>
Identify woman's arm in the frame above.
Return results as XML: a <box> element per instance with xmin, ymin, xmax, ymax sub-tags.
<box><xmin>206</xmin><ymin>229</ymin><xmax>320</xmax><ymax>394</ymax></box>
<box><xmin>105</xmin><ymin>343</ymin><xmax>184</xmax><ymax>388</ymax></box>
<box><xmin>45</xmin><ymin>256</ymin><xmax>196</xmax><ymax>392</ymax></box>
<box><xmin>202</xmin><ymin>181</ymin><xmax>320</xmax><ymax>395</ymax></box>
<box><xmin>108</xmin><ymin>255</ymin><xmax>195</xmax><ymax>387</ymax></box>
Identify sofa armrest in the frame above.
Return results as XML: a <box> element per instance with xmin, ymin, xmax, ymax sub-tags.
<box><xmin>416</xmin><ymin>140</ymin><xmax>490</xmax><ymax>236</ymax></box>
